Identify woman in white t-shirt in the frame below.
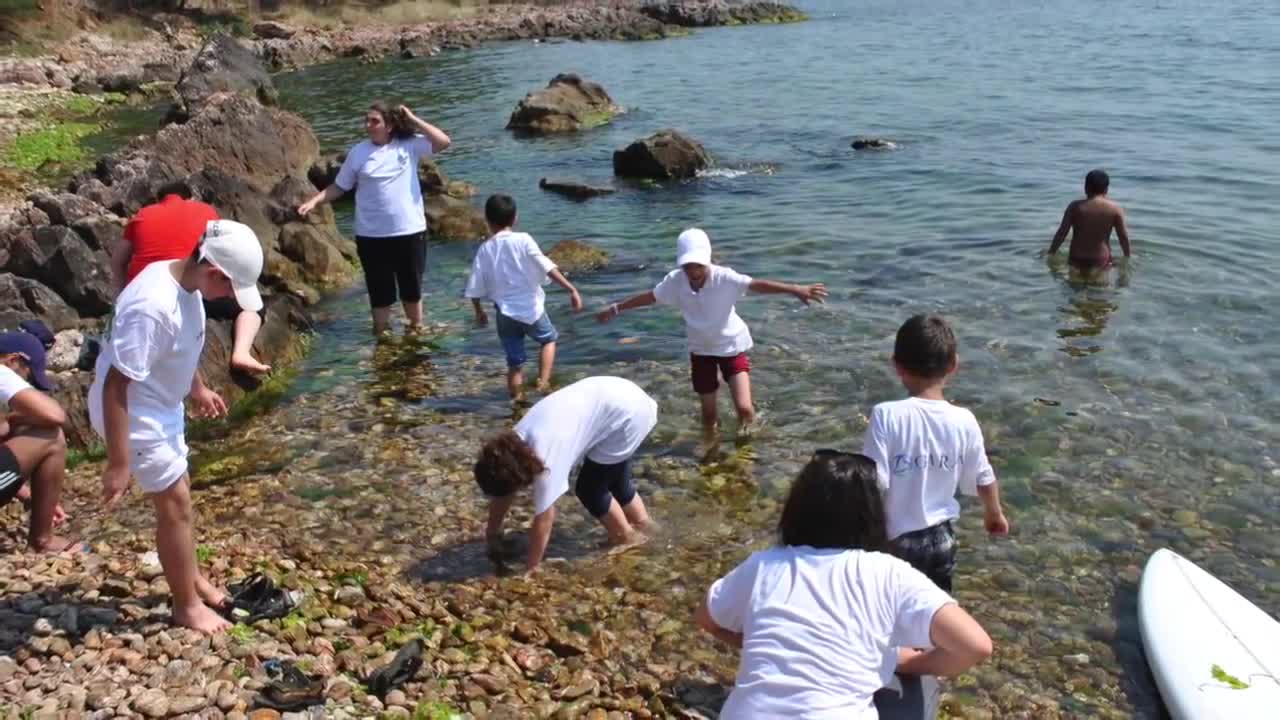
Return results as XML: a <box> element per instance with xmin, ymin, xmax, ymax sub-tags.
<box><xmin>298</xmin><ymin>101</ymin><xmax>451</xmax><ymax>338</ymax></box>
<box><xmin>696</xmin><ymin>452</ymin><xmax>993</xmax><ymax>719</ymax></box>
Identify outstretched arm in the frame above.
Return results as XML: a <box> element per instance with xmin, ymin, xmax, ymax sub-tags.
<box><xmin>1048</xmin><ymin>204</ymin><xmax>1073</xmax><ymax>255</ymax></box>
<box><xmin>298</xmin><ymin>184</ymin><xmax>345</xmax><ymax>217</ymax></box>
<box><xmin>596</xmin><ymin>290</ymin><xmax>657</xmax><ymax>323</ymax></box>
<box><xmin>527</xmin><ymin>507</ymin><xmax>556</xmax><ymax>570</ymax></box>
<box><xmin>747</xmin><ymin>279</ymin><xmax>828</xmax><ymax>305</ymax></box>
<box><xmin>547</xmin><ymin>269</ymin><xmax>583</xmax><ymax>312</ymax></box>
<box><xmin>1115</xmin><ymin>208</ymin><xmax>1132</xmax><ymax>258</ymax></box>
<box><xmin>485</xmin><ymin>495</ymin><xmax>515</xmax><ymax>551</ymax></box>
<box><xmin>896</xmin><ymin>604</ymin><xmax>993</xmax><ymax>677</ymax></box>
<box><xmin>400</xmin><ymin>107</ymin><xmax>451</xmax><ymax>152</ymax></box>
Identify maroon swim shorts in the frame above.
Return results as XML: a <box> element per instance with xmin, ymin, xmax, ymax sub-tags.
<box><xmin>690</xmin><ymin>352</ymin><xmax>751</xmax><ymax>394</ymax></box>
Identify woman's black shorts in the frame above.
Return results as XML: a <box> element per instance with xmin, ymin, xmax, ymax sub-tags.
<box><xmin>355</xmin><ymin>232</ymin><xmax>428</xmax><ymax>309</ymax></box>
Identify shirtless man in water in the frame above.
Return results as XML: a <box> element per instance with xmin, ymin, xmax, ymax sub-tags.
<box><xmin>1048</xmin><ymin>169</ymin><xmax>1132</xmax><ymax>267</ymax></box>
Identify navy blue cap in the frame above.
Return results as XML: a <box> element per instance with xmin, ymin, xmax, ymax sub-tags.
<box><xmin>0</xmin><ymin>332</ymin><xmax>53</xmax><ymax>391</ymax></box>
<box><xmin>18</xmin><ymin>319</ymin><xmax>54</xmax><ymax>349</ymax></box>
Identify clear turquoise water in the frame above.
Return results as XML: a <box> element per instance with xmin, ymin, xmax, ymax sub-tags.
<box><xmin>274</xmin><ymin>0</ymin><xmax>1280</xmax><ymax>714</ymax></box>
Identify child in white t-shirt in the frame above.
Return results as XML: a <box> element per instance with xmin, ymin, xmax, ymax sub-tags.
<box><xmin>0</xmin><ymin>331</ymin><xmax>74</xmax><ymax>553</ymax></box>
<box><xmin>861</xmin><ymin>314</ymin><xmax>1010</xmax><ymax>592</ymax></box>
<box><xmin>90</xmin><ymin>219</ymin><xmax>265</xmax><ymax>635</ymax></box>
<box><xmin>695</xmin><ymin>452</ymin><xmax>993</xmax><ymax>717</ymax></box>
<box><xmin>597</xmin><ymin>228</ymin><xmax>827</xmax><ymax>436</ymax></box>
<box><xmin>473</xmin><ymin>376</ymin><xmax>656</xmax><ymax>571</ymax></box>
<box><xmin>464</xmin><ymin>194</ymin><xmax>582</xmax><ymax>400</ymax></box>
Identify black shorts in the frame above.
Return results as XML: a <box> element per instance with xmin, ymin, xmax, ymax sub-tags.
<box><xmin>574</xmin><ymin>458</ymin><xmax>637</xmax><ymax>518</ymax></box>
<box><xmin>355</xmin><ymin>232</ymin><xmax>428</xmax><ymax>309</ymax></box>
<box><xmin>0</xmin><ymin>446</ymin><xmax>25</xmax><ymax>506</ymax></box>
<box><xmin>889</xmin><ymin>521</ymin><xmax>957</xmax><ymax>592</ymax></box>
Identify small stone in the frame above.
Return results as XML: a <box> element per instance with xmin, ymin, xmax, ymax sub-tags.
<box><xmin>1064</xmin><ymin>653</ymin><xmax>1090</xmax><ymax>667</ymax></box>
<box><xmin>383</xmin><ymin>709</ymin><xmax>410</xmax><ymax>720</ymax></box>
<box><xmin>472</xmin><ymin>672</ymin><xmax>508</xmax><ymax>694</ymax></box>
<box><xmin>385</xmin><ymin>689</ymin><xmax>408</xmax><ymax>707</ymax></box>
<box><xmin>171</xmin><ymin>696</ymin><xmax>209</xmax><ymax>713</ymax></box>
<box><xmin>217</xmin><ymin>690</ymin><xmax>240</xmax><ymax>711</ymax></box>
<box><xmin>248</xmin><ymin>710</ymin><xmax>281</xmax><ymax>720</ymax></box>
<box><xmin>31</xmin><ymin>618</ymin><xmax>53</xmax><ymax>636</ymax></box>
<box><xmin>132</xmin><ymin>688</ymin><xmax>170</xmax><ymax>717</ymax></box>
<box><xmin>1173</xmin><ymin>510</ymin><xmax>1199</xmax><ymax>526</ymax></box>
<box><xmin>334</xmin><ymin>586</ymin><xmax>366</xmax><ymax>606</ymax></box>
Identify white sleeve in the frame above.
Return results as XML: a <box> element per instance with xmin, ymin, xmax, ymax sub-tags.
<box><xmin>652</xmin><ymin>271</ymin><xmax>680</xmax><ymax>306</ymax></box>
<box><xmin>524</xmin><ymin>237</ymin><xmax>556</xmax><ymax>285</ymax></box>
<box><xmin>0</xmin><ymin>368</ymin><xmax>33</xmax><ymax>406</ymax></box>
<box><xmin>409</xmin><ymin>134</ymin><xmax>434</xmax><ymax>160</ymax></box>
<box><xmin>959</xmin><ymin>417</ymin><xmax>995</xmax><ymax>495</ymax></box>
<box><xmin>889</xmin><ymin>560</ymin><xmax>955</xmax><ymax>649</ymax></box>
<box><xmin>463</xmin><ymin>252</ymin><xmax>489</xmax><ymax>300</ymax></box>
<box><xmin>108</xmin><ymin>309</ymin><xmax>172</xmax><ymax>383</ymax></box>
<box><xmin>861</xmin><ymin>407</ymin><xmax>892</xmax><ymax>490</ymax></box>
<box><xmin>333</xmin><ymin>147</ymin><xmax>361</xmax><ymax>192</ymax></box>
<box><xmin>722</xmin><ymin>267</ymin><xmax>753</xmax><ymax>299</ymax></box>
<box><xmin>706</xmin><ymin>553</ymin><xmax>760</xmax><ymax>633</ymax></box>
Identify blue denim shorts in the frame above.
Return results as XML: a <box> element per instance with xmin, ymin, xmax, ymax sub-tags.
<box><xmin>495</xmin><ymin>310</ymin><xmax>558</xmax><ymax>368</ymax></box>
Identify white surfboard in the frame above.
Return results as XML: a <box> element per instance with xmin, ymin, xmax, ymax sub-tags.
<box><xmin>1139</xmin><ymin>548</ymin><xmax>1280</xmax><ymax>719</ymax></box>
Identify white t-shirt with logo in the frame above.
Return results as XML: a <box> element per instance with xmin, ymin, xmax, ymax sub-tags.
<box><xmin>708</xmin><ymin>546</ymin><xmax>954</xmax><ymax>719</ymax></box>
<box><xmin>464</xmin><ymin>230</ymin><xmax>557</xmax><ymax>325</ymax></box>
<box><xmin>652</xmin><ymin>264</ymin><xmax>754</xmax><ymax>357</ymax></box>
<box><xmin>89</xmin><ymin>261</ymin><xmax>206</xmax><ymax>444</ymax></box>
<box><xmin>335</xmin><ymin>135</ymin><xmax>434</xmax><ymax>238</ymax></box>
<box><xmin>515</xmin><ymin>376</ymin><xmax>658</xmax><ymax>515</ymax></box>
<box><xmin>0</xmin><ymin>365</ymin><xmax>32</xmax><ymax>412</ymax></box>
<box><xmin>861</xmin><ymin>397</ymin><xmax>996</xmax><ymax>541</ymax></box>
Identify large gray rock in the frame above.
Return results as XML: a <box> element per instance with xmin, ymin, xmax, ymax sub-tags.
<box><xmin>26</xmin><ymin>191</ymin><xmax>101</xmax><ymax>227</ymax></box>
<box><xmin>0</xmin><ymin>273</ymin><xmax>78</xmax><ymax>333</ymax></box>
<box><xmin>176</xmin><ymin>33</ymin><xmax>279</xmax><ymax>117</ymax></box>
<box><xmin>425</xmin><ymin>195</ymin><xmax>488</xmax><ymax>242</ymax></box>
<box><xmin>27</xmin><ymin>226</ymin><xmax>114</xmax><ymax>317</ymax></box>
<box><xmin>539</xmin><ymin>178</ymin><xmax>616</xmax><ymax>200</ymax></box>
<box><xmin>508</xmin><ymin>74</ymin><xmax>620</xmax><ymax>135</ymax></box>
<box><xmin>277</xmin><ymin>223</ymin><xmax>353</xmax><ymax>286</ymax></box>
<box><xmin>612</xmin><ymin>129</ymin><xmax>711</xmax><ymax>180</ymax></box>
<box><xmin>253</xmin><ymin>21</ymin><xmax>297</xmax><ymax>40</ymax></box>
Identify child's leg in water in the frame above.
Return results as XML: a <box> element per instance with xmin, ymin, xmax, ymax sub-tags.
<box><xmin>698</xmin><ymin>392</ymin><xmax>719</xmax><ymax>434</ymax></box>
<box><xmin>727</xmin><ymin>371</ymin><xmax>755</xmax><ymax>429</ymax></box>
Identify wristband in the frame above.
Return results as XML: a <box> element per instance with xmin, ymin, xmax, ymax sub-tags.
<box><xmin>611</xmin><ymin>303</ymin><xmax>619</xmax><ymax>316</ymax></box>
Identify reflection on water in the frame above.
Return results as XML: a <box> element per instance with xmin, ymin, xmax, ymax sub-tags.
<box><xmin>255</xmin><ymin>0</ymin><xmax>1280</xmax><ymax>714</ymax></box>
<box><xmin>1048</xmin><ymin>256</ymin><xmax>1129</xmax><ymax>357</ymax></box>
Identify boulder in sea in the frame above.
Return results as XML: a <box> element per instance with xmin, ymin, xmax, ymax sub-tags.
<box><xmin>425</xmin><ymin>195</ymin><xmax>488</xmax><ymax>242</ymax></box>
<box><xmin>612</xmin><ymin>129</ymin><xmax>710</xmax><ymax>180</ymax></box>
<box><xmin>507</xmin><ymin>74</ymin><xmax>621</xmax><ymax>135</ymax></box>
<box><xmin>850</xmin><ymin>136</ymin><xmax>897</xmax><ymax>150</ymax></box>
<box><xmin>547</xmin><ymin>239</ymin><xmax>608</xmax><ymax>275</ymax></box>
<box><xmin>177</xmin><ymin>33</ymin><xmax>279</xmax><ymax>118</ymax></box>
<box><xmin>539</xmin><ymin>178</ymin><xmax>616</xmax><ymax>200</ymax></box>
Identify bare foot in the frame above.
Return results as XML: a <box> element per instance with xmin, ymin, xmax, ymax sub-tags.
<box><xmin>195</xmin><ymin>575</ymin><xmax>230</xmax><ymax>609</ymax></box>
<box><xmin>535</xmin><ymin>379</ymin><xmax>551</xmax><ymax>393</ymax></box>
<box><xmin>51</xmin><ymin>503</ymin><xmax>68</xmax><ymax>526</ymax></box>
<box><xmin>16</xmin><ymin>488</ymin><xmax>69</xmax><ymax>526</ymax></box>
<box><xmin>606</xmin><ymin>530</ymin><xmax>650</xmax><ymax>555</ymax></box>
<box><xmin>230</xmin><ymin>353</ymin><xmax>271</xmax><ymax>375</ymax></box>
<box><xmin>29</xmin><ymin>535</ymin><xmax>84</xmax><ymax>554</ymax></box>
<box><xmin>405</xmin><ymin>324</ymin><xmax>425</xmax><ymax>337</ymax></box>
<box><xmin>173</xmin><ymin>602</ymin><xmax>232</xmax><ymax>635</ymax></box>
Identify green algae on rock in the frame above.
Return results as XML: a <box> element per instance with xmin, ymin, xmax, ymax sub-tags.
<box><xmin>547</xmin><ymin>239</ymin><xmax>609</xmax><ymax>275</ymax></box>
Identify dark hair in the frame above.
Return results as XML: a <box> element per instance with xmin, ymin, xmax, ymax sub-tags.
<box><xmin>474</xmin><ymin>430</ymin><xmax>546</xmax><ymax>498</ymax></box>
<box><xmin>1084</xmin><ymin>169</ymin><xmax>1110</xmax><ymax>197</ymax></box>
<box><xmin>778</xmin><ymin>453</ymin><xmax>886</xmax><ymax>551</ymax></box>
<box><xmin>484</xmin><ymin>194</ymin><xmax>518</xmax><ymax>228</ymax></box>
<box><xmin>368</xmin><ymin>101</ymin><xmax>415</xmax><ymax>141</ymax></box>
<box><xmin>893</xmin><ymin>314</ymin><xmax>957</xmax><ymax>380</ymax></box>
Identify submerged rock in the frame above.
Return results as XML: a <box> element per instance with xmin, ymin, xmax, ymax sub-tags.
<box><xmin>507</xmin><ymin>74</ymin><xmax>621</xmax><ymax>134</ymax></box>
<box><xmin>547</xmin><ymin>239</ymin><xmax>609</xmax><ymax>275</ymax></box>
<box><xmin>538</xmin><ymin>178</ymin><xmax>616</xmax><ymax>200</ymax></box>
<box><xmin>850</xmin><ymin>136</ymin><xmax>897</xmax><ymax>150</ymax></box>
<box><xmin>613</xmin><ymin>129</ymin><xmax>710</xmax><ymax>180</ymax></box>
<box><xmin>426</xmin><ymin>195</ymin><xmax>488</xmax><ymax>242</ymax></box>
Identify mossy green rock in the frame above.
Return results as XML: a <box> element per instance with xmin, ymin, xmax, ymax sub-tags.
<box><xmin>547</xmin><ymin>239</ymin><xmax>608</xmax><ymax>275</ymax></box>
<box><xmin>507</xmin><ymin>73</ymin><xmax>621</xmax><ymax>135</ymax></box>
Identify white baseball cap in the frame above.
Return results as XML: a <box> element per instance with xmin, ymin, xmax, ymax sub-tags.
<box><xmin>676</xmin><ymin>228</ymin><xmax>712</xmax><ymax>267</ymax></box>
<box><xmin>198</xmin><ymin>220</ymin><xmax>264</xmax><ymax>312</ymax></box>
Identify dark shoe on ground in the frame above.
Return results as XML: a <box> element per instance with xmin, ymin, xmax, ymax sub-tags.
<box><xmin>364</xmin><ymin>638</ymin><xmax>424</xmax><ymax>699</ymax></box>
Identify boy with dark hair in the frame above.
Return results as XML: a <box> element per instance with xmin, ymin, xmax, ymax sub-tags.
<box><xmin>91</xmin><ymin>219</ymin><xmax>265</xmax><ymax>634</ymax></box>
<box><xmin>1048</xmin><ymin>169</ymin><xmax>1132</xmax><ymax>268</ymax></box>
<box><xmin>861</xmin><ymin>314</ymin><xmax>1009</xmax><ymax>591</ymax></box>
<box><xmin>465</xmin><ymin>194</ymin><xmax>583</xmax><ymax>400</ymax></box>
<box><xmin>598</xmin><ymin>228</ymin><xmax>827</xmax><ymax>437</ymax></box>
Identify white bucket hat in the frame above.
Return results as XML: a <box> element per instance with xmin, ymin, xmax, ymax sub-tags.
<box><xmin>199</xmin><ymin>219</ymin><xmax>264</xmax><ymax>312</ymax></box>
<box><xmin>676</xmin><ymin>228</ymin><xmax>712</xmax><ymax>267</ymax></box>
